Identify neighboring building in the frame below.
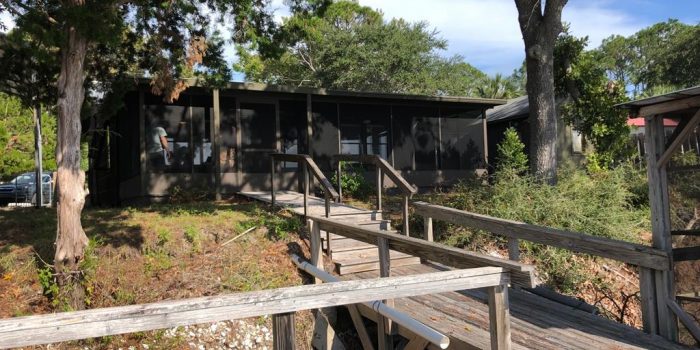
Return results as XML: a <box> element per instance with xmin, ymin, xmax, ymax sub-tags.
<box><xmin>89</xmin><ymin>81</ymin><xmax>504</xmax><ymax>204</ymax></box>
<box><xmin>485</xmin><ymin>95</ymin><xmax>585</xmax><ymax>168</ymax></box>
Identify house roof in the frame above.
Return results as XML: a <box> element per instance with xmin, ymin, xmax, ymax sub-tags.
<box><xmin>616</xmin><ymin>85</ymin><xmax>700</xmax><ymax>110</ymax></box>
<box><xmin>627</xmin><ymin>117</ymin><xmax>679</xmax><ymax>127</ymax></box>
<box><xmin>137</xmin><ymin>78</ymin><xmax>507</xmax><ymax>108</ymax></box>
<box><xmin>485</xmin><ymin>95</ymin><xmax>529</xmax><ymax>123</ymax></box>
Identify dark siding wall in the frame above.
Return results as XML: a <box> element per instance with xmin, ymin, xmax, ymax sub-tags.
<box><xmin>117</xmin><ymin>91</ymin><xmax>140</xmax><ymax>182</ymax></box>
<box><xmin>311</xmin><ymin>102</ymin><xmax>339</xmax><ymax>171</ymax></box>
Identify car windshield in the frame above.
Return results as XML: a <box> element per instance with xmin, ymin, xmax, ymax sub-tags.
<box><xmin>13</xmin><ymin>174</ymin><xmax>34</xmax><ymax>184</ymax></box>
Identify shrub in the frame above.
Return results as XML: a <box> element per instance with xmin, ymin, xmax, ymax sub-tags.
<box><xmin>331</xmin><ymin>162</ymin><xmax>372</xmax><ymax>200</ymax></box>
<box><xmin>496</xmin><ymin>127</ymin><xmax>528</xmax><ymax>175</ymax></box>
<box><xmin>434</xmin><ymin>163</ymin><xmax>650</xmax><ymax>292</ymax></box>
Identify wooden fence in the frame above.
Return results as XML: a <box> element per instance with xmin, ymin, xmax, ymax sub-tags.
<box><xmin>411</xmin><ymin>201</ymin><xmax>685</xmax><ymax>338</ymax></box>
<box><xmin>0</xmin><ymin>265</ymin><xmax>510</xmax><ymax>349</ymax></box>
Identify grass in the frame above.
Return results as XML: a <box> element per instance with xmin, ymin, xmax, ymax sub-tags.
<box><xmin>0</xmin><ymin>198</ymin><xmax>314</xmax><ymax>348</ymax></box>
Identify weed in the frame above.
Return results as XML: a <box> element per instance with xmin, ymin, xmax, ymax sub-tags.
<box><xmin>247</xmin><ymin>208</ymin><xmax>301</xmax><ymax>240</ymax></box>
<box><xmin>37</xmin><ymin>264</ymin><xmax>59</xmax><ymax>307</ymax></box>
<box><xmin>143</xmin><ymin>247</ymin><xmax>173</xmax><ymax>275</ymax></box>
<box><xmin>156</xmin><ymin>228</ymin><xmax>172</xmax><ymax>246</ymax></box>
<box><xmin>185</xmin><ymin>226</ymin><xmax>200</xmax><ymax>252</ymax></box>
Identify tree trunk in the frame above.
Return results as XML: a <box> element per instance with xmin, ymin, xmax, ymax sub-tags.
<box><xmin>525</xmin><ymin>44</ymin><xmax>558</xmax><ymax>183</ymax></box>
<box><xmin>54</xmin><ymin>3</ymin><xmax>89</xmax><ymax>310</ymax></box>
<box><xmin>515</xmin><ymin>0</ymin><xmax>567</xmax><ymax>185</ymax></box>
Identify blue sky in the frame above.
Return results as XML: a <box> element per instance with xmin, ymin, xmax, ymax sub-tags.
<box><xmin>2</xmin><ymin>1</ymin><xmax>697</xmax><ymax>79</ymax></box>
<box><xmin>352</xmin><ymin>0</ymin><xmax>700</xmax><ymax>76</ymax></box>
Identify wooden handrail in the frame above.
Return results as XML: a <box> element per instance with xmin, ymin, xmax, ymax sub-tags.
<box><xmin>413</xmin><ymin>201</ymin><xmax>670</xmax><ymax>270</ymax></box>
<box><xmin>332</xmin><ymin>154</ymin><xmax>416</xmax><ymax>235</ymax></box>
<box><xmin>308</xmin><ymin>214</ymin><xmax>536</xmax><ymax>288</ymax></box>
<box><xmin>0</xmin><ymin>264</ymin><xmax>510</xmax><ymax>349</ymax></box>
<box><xmin>332</xmin><ymin>154</ymin><xmax>417</xmax><ymax>195</ymax></box>
<box><xmin>271</xmin><ymin>153</ymin><xmax>339</xmax><ymax>199</ymax></box>
<box><xmin>270</xmin><ymin>153</ymin><xmax>339</xmax><ymax>217</ymax></box>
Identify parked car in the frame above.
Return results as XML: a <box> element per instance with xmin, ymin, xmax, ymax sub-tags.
<box><xmin>0</xmin><ymin>172</ymin><xmax>53</xmax><ymax>206</ymax></box>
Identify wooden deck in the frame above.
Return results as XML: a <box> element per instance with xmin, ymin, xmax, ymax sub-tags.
<box><xmin>240</xmin><ymin>191</ymin><xmax>420</xmax><ymax>274</ymax></box>
<box><xmin>239</xmin><ymin>190</ymin><xmax>687</xmax><ymax>350</ymax></box>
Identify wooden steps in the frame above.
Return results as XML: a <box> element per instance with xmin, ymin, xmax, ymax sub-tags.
<box><xmin>331</xmin><ymin>248</ymin><xmax>421</xmax><ymax>274</ymax></box>
<box><xmin>239</xmin><ymin>191</ymin><xmax>420</xmax><ymax>275</ymax></box>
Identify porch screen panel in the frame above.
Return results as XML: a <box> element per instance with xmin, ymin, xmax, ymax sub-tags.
<box><xmin>191</xmin><ymin>95</ymin><xmax>213</xmax><ymax>172</ymax></box>
<box><xmin>392</xmin><ymin>106</ymin><xmax>439</xmax><ymax>171</ymax></box>
<box><xmin>144</xmin><ymin>95</ymin><xmax>190</xmax><ymax>173</ymax></box>
<box><xmin>280</xmin><ymin>100</ymin><xmax>308</xmax><ymax>169</ymax></box>
<box><xmin>440</xmin><ymin>107</ymin><xmax>484</xmax><ymax>169</ymax></box>
<box><xmin>240</xmin><ymin>103</ymin><xmax>276</xmax><ymax>172</ymax></box>
<box><xmin>220</xmin><ymin>97</ymin><xmax>237</xmax><ymax>173</ymax></box>
<box><xmin>339</xmin><ymin>104</ymin><xmax>391</xmax><ymax>160</ymax></box>
<box><xmin>311</xmin><ymin>102</ymin><xmax>339</xmax><ymax>171</ymax></box>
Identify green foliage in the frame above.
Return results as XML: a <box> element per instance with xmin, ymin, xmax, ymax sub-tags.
<box><xmin>236</xmin><ymin>0</ymin><xmax>487</xmax><ymax>96</ymax></box>
<box><xmin>495</xmin><ymin>127</ymin><xmax>528</xmax><ymax>175</ymax></box>
<box><xmin>37</xmin><ymin>264</ymin><xmax>59</xmax><ymax>306</ymax></box>
<box><xmin>554</xmin><ymin>31</ymin><xmax>632</xmax><ymax>169</ymax></box>
<box><xmin>156</xmin><ymin>228</ymin><xmax>171</xmax><ymax>246</ymax></box>
<box><xmin>0</xmin><ymin>93</ymin><xmax>57</xmax><ymax>180</ymax></box>
<box><xmin>248</xmin><ymin>207</ymin><xmax>302</xmax><ymax>241</ymax></box>
<box><xmin>183</xmin><ymin>225</ymin><xmax>201</xmax><ymax>252</ymax></box>
<box><xmin>434</xmin><ymin>164</ymin><xmax>650</xmax><ymax>292</ymax></box>
<box><xmin>597</xmin><ymin>20</ymin><xmax>700</xmax><ymax>97</ymax></box>
<box><xmin>331</xmin><ymin>162</ymin><xmax>372</xmax><ymax>200</ymax></box>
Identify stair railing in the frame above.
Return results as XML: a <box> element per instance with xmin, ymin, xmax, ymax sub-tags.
<box><xmin>270</xmin><ymin>153</ymin><xmax>339</xmax><ymax>218</ymax></box>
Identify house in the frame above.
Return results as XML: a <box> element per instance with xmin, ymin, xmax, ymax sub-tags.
<box><xmin>89</xmin><ymin>80</ymin><xmax>504</xmax><ymax>204</ymax></box>
<box><xmin>485</xmin><ymin>95</ymin><xmax>585</xmax><ymax>168</ymax></box>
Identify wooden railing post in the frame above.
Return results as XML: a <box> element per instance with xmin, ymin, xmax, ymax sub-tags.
<box><xmin>424</xmin><ymin>216</ymin><xmax>433</xmax><ymax>242</ymax></box>
<box><xmin>488</xmin><ymin>284</ymin><xmax>511</xmax><ymax>350</ymax></box>
<box><xmin>270</xmin><ymin>157</ymin><xmax>276</xmax><ymax>209</ymax></box>
<box><xmin>377</xmin><ymin>236</ymin><xmax>394</xmax><ymax>349</ymax></box>
<box><xmin>302</xmin><ymin>163</ymin><xmax>309</xmax><ymax>217</ymax></box>
<box><xmin>377</xmin><ymin>167</ymin><xmax>382</xmax><ymax>211</ymax></box>
<box><xmin>507</xmin><ymin>239</ymin><xmax>520</xmax><ymax>261</ymax></box>
<box><xmin>337</xmin><ymin>161</ymin><xmax>343</xmax><ymax>203</ymax></box>
<box><xmin>324</xmin><ymin>193</ymin><xmax>330</xmax><ymax>218</ymax></box>
<box><xmin>273</xmin><ymin>312</ymin><xmax>296</xmax><ymax>350</ymax></box>
<box><xmin>402</xmin><ymin>195</ymin><xmax>410</xmax><ymax>236</ymax></box>
<box><xmin>639</xmin><ymin>266</ymin><xmax>659</xmax><ymax>334</ymax></box>
<box><xmin>308</xmin><ymin>219</ymin><xmax>323</xmax><ymax>284</ymax></box>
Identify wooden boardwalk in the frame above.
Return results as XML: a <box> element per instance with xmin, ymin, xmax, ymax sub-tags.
<box><xmin>240</xmin><ymin>191</ymin><xmax>420</xmax><ymax>274</ymax></box>
<box><xmin>239</xmin><ymin>191</ymin><xmax>686</xmax><ymax>350</ymax></box>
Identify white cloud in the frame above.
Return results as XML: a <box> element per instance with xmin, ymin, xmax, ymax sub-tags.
<box><xmin>0</xmin><ymin>11</ymin><xmax>16</xmax><ymax>32</ymax></box>
<box><xmin>358</xmin><ymin>0</ymin><xmax>645</xmax><ymax>75</ymax></box>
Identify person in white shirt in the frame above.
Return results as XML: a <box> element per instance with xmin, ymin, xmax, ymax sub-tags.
<box><xmin>148</xmin><ymin>125</ymin><xmax>172</xmax><ymax>169</ymax></box>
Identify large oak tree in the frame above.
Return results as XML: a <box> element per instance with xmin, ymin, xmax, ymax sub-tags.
<box><xmin>1</xmin><ymin>0</ymin><xmax>273</xmax><ymax>309</ymax></box>
<box><xmin>514</xmin><ymin>0</ymin><xmax>567</xmax><ymax>184</ymax></box>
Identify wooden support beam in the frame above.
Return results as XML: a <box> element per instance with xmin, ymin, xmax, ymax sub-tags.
<box><xmin>671</xmin><ymin>229</ymin><xmax>700</xmax><ymax>236</ymax></box>
<box><xmin>677</xmin><ymin>292</ymin><xmax>700</xmax><ymax>303</ymax></box>
<box><xmin>424</xmin><ymin>217</ymin><xmax>433</xmax><ymax>242</ymax></box>
<box><xmin>507</xmin><ymin>239</ymin><xmax>520</xmax><ymax>262</ymax></box>
<box><xmin>657</xmin><ymin>109</ymin><xmax>700</xmax><ymax>169</ymax></box>
<box><xmin>403</xmin><ymin>195</ymin><xmax>410</xmax><ymax>236</ymax></box>
<box><xmin>212</xmin><ymin>89</ymin><xmax>222</xmax><ymax>200</ymax></box>
<box><xmin>667</xmin><ymin>299</ymin><xmax>700</xmax><ymax>344</ymax></box>
<box><xmin>645</xmin><ymin>114</ymin><xmax>678</xmax><ymax>340</ymax></box>
<box><xmin>639</xmin><ymin>267</ymin><xmax>659</xmax><ymax>334</ymax></box>
<box><xmin>413</xmin><ymin>202</ymin><xmax>669</xmax><ymax>269</ymax></box>
<box><xmin>488</xmin><ymin>284</ymin><xmax>511</xmax><ymax>350</ymax></box>
<box><xmin>308</xmin><ymin>219</ymin><xmax>323</xmax><ymax>285</ymax></box>
<box><xmin>377</xmin><ymin>168</ymin><xmax>382</xmax><ymax>212</ymax></box>
<box><xmin>377</xmin><ymin>236</ymin><xmax>396</xmax><ymax>345</ymax></box>
<box><xmin>273</xmin><ymin>312</ymin><xmax>295</xmax><ymax>350</ymax></box>
<box><xmin>673</xmin><ymin>246</ymin><xmax>700</xmax><ymax>261</ymax></box>
<box><xmin>638</xmin><ymin>95</ymin><xmax>700</xmax><ymax>118</ymax></box>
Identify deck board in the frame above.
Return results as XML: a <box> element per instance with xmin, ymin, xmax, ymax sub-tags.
<box><xmin>239</xmin><ymin>190</ymin><xmax>687</xmax><ymax>350</ymax></box>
